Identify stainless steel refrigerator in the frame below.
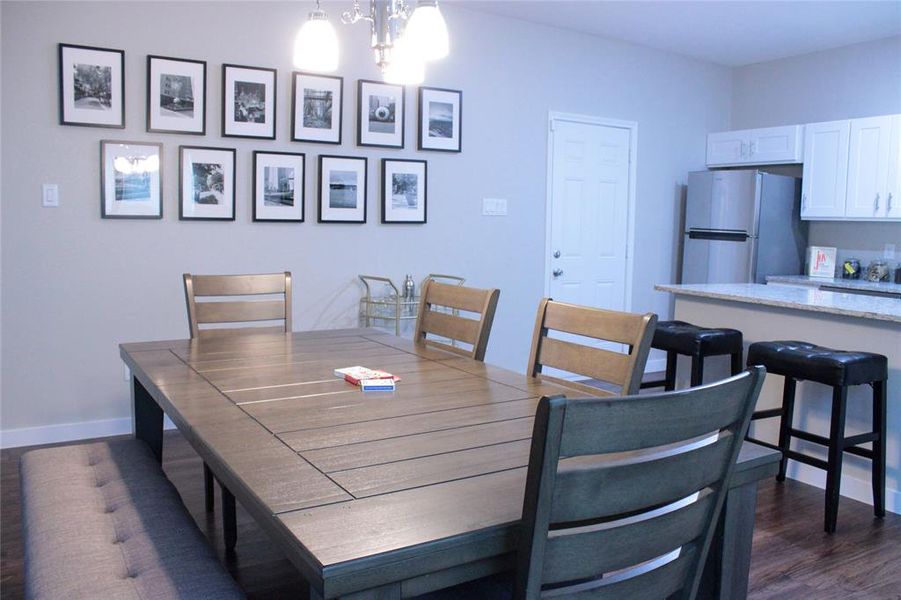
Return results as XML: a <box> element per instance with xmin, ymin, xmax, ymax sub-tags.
<box><xmin>681</xmin><ymin>170</ymin><xmax>808</xmax><ymax>284</ymax></box>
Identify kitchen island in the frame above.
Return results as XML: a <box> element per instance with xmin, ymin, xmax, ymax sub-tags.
<box><xmin>655</xmin><ymin>283</ymin><xmax>900</xmax><ymax>514</ymax></box>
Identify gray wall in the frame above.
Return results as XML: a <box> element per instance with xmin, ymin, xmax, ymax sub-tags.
<box><xmin>732</xmin><ymin>36</ymin><xmax>901</xmax><ymax>253</ymax></box>
<box><xmin>0</xmin><ymin>1</ymin><xmax>731</xmax><ymax>435</ymax></box>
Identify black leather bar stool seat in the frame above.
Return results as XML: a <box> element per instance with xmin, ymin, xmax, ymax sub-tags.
<box><xmin>746</xmin><ymin>340</ymin><xmax>888</xmax><ymax>533</ymax></box>
<box><xmin>642</xmin><ymin>320</ymin><xmax>743</xmax><ymax>390</ymax></box>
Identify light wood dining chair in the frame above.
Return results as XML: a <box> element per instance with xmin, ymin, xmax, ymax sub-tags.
<box><xmin>182</xmin><ymin>271</ymin><xmax>292</xmax><ymax>552</ymax></box>
<box><xmin>413</xmin><ymin>279</ymin><xmax>500</xmax><ymax>361</ymax></box>
<box><xmin>183</xmin><ymin>272</ymin><xmax>292</xmax><ymax>338</ymax></box>
<box><xmin>515</xmin><ymin>367</ymin><xmax>765</xmax><ymax>599</ymax></box>
<box><xmin>527</xmin><ymin>298</ymin><xmax>657</xmax><ymax>396</ymax></box>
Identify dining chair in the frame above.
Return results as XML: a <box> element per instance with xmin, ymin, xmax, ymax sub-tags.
<box><xmin>420</xmin><ymin>368</ymin><xmax>765</xmax><ymax>600</ymax></box>
<box><xmin>527</xmin><ymin>298</ymin><xmax>657</xmax><ymax>396</ymax></box>
<box><xmin>182</xmin><ymin>271</ymin><xmax>292</xmax><ymax>552</ymax></box>
<box><xmin>183</xmin><ymin>271</ymin><xmax>292</xmax><ymax>338</ymax></box>
<box><xmin>413</xmin><ymin>279</ymin><xmax>500</xmax><ymax>361</ymax></box>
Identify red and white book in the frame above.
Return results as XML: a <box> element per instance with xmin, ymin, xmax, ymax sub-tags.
<box><xmin>334</xmin><ymin>366</ymin><xmax>400</xmax><ymax>386</ymax></box>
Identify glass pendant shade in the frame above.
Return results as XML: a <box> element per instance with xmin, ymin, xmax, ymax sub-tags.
<box><xmin>383</xmin><ymin>36</ymin><xmax>425</xmax><ymax>85</ymax></box>
<box><xmin>404</xmin><ymin>1</ymin><xmax>449</xmax><ymax>61</ymax></box>
<box><xmin>293</xmin><ymin>11</ymin><xmax>339</xmax><ymax>72</ymax></box>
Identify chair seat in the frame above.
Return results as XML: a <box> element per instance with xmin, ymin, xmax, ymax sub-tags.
<box><xmin>652</xmin><ymin>320</ymin><xmax>743</xmax><ymax>356</ymax></box>
<box><xmin>747</xmin><ymin>341</ymin><xmax>888</xmax><ymax>387</ymax></box>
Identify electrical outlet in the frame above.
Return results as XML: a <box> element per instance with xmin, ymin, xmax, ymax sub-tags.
<box><xmin>42</xmin><ymin>183</ymin><xmax>59</xmax><ymax>207</ymax></box>
<box><xmin>123</xmin><ymin>364</ymin><xmax>131</xmax><ymax>382</ymax></box>
<box><xmin>482</xmin><ymin>198</ymin><xmax>507</xmax><ymax>216</ymax></box>
<box><xmin>884</xmin><ymin>244</ymin><xmax>896</xmax><ymax>260</ymax></box>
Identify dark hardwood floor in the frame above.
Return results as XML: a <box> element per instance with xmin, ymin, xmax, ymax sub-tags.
<box><xmin>2</xmin><ymin>431</ymin><xmax>899</xmax><ymax>599</ymax></box>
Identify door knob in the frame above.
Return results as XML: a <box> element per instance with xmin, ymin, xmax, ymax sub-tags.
<box><xmin>552</xmin><ymin>268</ymin><xmax>564</xmax><ymax>277</ymax></box>
<box><xmin>553</xmin><ymin>250</ymin><xmax>561</xmax><ymax>258</ymax></box>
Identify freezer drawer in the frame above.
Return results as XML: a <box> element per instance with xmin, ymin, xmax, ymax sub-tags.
<box><xmin>682</xmin><ymin>234</ymin><xmax>758</xmax><ymax>284</ymax></box>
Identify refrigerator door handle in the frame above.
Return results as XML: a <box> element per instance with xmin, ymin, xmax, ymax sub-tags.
<box><xmin>686</xmin><ymin>230</ymin><xmax>750</xmax><ymax>242</ymax></box>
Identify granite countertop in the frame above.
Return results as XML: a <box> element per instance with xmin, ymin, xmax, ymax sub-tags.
<box><xmin>655</xmin><ymin>283</ymin><xmax>901</xmax><ymax>323</ymax></box>
<box><xmin>766</xmin><ymin>275</ymin><xmax>901</xmax><ymax>294</ymax></box>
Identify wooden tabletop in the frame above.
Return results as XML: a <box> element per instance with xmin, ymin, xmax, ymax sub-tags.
<box><xmin>120</xmin><ymin>328</ymin><xmax>779</xmax><ymax>598</ymax></box>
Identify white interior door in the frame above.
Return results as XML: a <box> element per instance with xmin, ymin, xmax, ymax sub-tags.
<box><xmin>546</xmin><ymin>116</ymin><xmax>634</xmax><ymax>374</ymax></box>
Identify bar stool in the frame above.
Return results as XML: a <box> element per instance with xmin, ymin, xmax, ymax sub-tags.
<box><xmin>641</xmin><ymin>320</ymin><xmax>744</xmax><ymax>390</ymax></box>
<box><xmin>746</xmin><ymin>340</ymin><xmax>887</xmax><ymax>533</ymax></box>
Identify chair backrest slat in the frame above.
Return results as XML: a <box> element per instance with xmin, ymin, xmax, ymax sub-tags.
<box><xmin>414</xmin><ymin>280</ymin><xmax>500</xmax><ymax>361</ymax></box>
<box><xmin>515</xmin><ymin>368</ymin><xmax>765</xmax><ymax>600</ymax></box>
<box><xmin>541</xmin><ymin>489</ymin><xmax>715</xmax><ymax>585</ymax></box>
<box><xmin>550</xmin><ymin>434</ymin><xmax>733</xmax><ymax>523</ymax></box>
<box><xmin>527</xmin><ymin>299</ymin><xmax>656</xmax><ymax>395</ymax></box>
<box><xmin>183</xmin><ymin>272</ymin><xmax>292</xmax><ymax>339</ymax></box>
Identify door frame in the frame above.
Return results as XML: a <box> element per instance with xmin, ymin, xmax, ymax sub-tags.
<box><xmin>544</xmin><ymin>111</ymin><xmax>638</xmax><ymax>314</ymax></box>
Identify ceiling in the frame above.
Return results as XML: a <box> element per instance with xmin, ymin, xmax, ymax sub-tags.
<box><xmin>454</xmin><ymin>1</ymin><xmax>901</xmax><ymax>66</ymax></box>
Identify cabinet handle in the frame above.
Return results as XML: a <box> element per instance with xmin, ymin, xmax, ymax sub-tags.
<box><xmin>740</xmin><ymin>142</ymin><xmax>747</xmax><ymax>158</ymax></box>
<box><xmin>750</xmin><ymin>141</ymin><xmax>757</xmax><ymax>156</ymax></box>
<box><xmin>802</xmin><ymin>193</ymin><xmax>808</xmax><ymax>210</ymax></box>
<box><xmin>888</xmin><ymin>193</ymin><xmax>894</xmax><ymax>213</ymax></box>
<box><xmin>874</xmin><ymin>193</ymin><xmax>880</xmax><ymax>211</ymax></box>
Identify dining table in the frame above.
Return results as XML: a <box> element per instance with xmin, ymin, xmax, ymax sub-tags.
<box><xmin>119</xmin><ymin>327</ymin><xmax>779</xmax><ymax>599</ymax></box>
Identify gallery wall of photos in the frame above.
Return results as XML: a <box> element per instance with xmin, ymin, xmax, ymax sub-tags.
<box><xmin>59</xmin><ymin>42</ymin><xmax>463</xmax><ymax>225</ymax></box>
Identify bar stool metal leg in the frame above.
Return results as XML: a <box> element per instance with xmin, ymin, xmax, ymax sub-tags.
<box><xmin>690</xmin><ymin>355</ymin><xmax>704</xmax><ymax>387</ymax></box>
<box><xmin>203</xmin><ymin>463</ymin><xmax>214</xmax><ymax>512</ymax></box>
<box><xmin>664</xmin><ymin>351</ymin><xmax>677</xmax><ymax>391</ymax></box>
<box><xmin>730</xmin><ymin>351</ymin><xmax>743</xmax><ymax>376</ymax></box>
<box><xmin>776</xmin><ymin>377</ymin><xmax>796</xmax><ymax>482</ymax></box>
<box><xmin>824</xmin><ymin>385</ymin><xmax>848</xmax><ymax>533</ymax></box>
<box><xmin>873</xmin><ymin>379</ymin><xmax>887</xmax><ymax>518</ymax></box>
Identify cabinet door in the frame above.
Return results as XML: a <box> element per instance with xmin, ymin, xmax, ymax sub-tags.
<box><xmin>846</xmin><ymin>116</ymin><xmax>893</xmax><ymax>218</ymax></box>
<box><xmin>885</xmin><ymin>116</ymin><xmax>901</xmax><ymax>219</ymax></box>
<box><xmin>747</xmin><ymin>125</ymin><xmax>803</xmax><ymax>164</ymax></box>
<box><xmin>706</xmin><ymin>131</ymin><xmax>748</xmax><ymax>166</ymax></box>
<box><xmin>801</xmin><ymin>120</ymin><xmax>850</xmax><ymax>219</ymax></box>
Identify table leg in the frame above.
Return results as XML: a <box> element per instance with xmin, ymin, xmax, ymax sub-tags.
<box><xmin>223</xmin><ymin>487</ymin><xmax>237</xmax><ymax>553</ymax></box>
<box><xmin>132</xmin><ymin>376</ymin><xmax>163</xmax><ymax>464</ymax></box>
<box><xmin>699</xmin><ymin>481</ymin><xmax>759</xmax><ymax>599</ymax></box>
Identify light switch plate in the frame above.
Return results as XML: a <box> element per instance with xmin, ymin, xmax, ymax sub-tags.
<box><xmin>42</xmin><ymin>183</ymin><xmax>59</xmax><ymax>207</ymax></box>
<box><xmin>482</xmin><ymin>198</ymin><xmax>507</xmax><ymax>216</ymax></box>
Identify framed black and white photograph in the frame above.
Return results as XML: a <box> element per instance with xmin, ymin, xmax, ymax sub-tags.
<box><xmin>100</xmin><ymin>140</ymin><xmax>162</xmax><ymax>219</ymax></box>
<box><xmin>382</xmin><ymin>159</ymin><xmax>427</xmax><ymax>224</ymax></box>
<box><xmin>253</xmin><ymin>151</ymin><xmax>305</xmax><ymax>222</ymax></box>
<box><xmin>179</xmin><ymin>146</ymin><xmax>236</xmax><ymax>221</ymax></box>
<box><xmin>357</xmin><ymin>80</ymin><xmax>404</xmax><ymax>148</ymax></box>
<box><xmin>318</xmin><ymin>155</ymin><xmax>367</xmax><ymax>223</ymax></box>
<box><xmin>147</xmin><ymin>55</ymin><xmax>206</xmax><ymax>134</ymax></box>
<box><xmin>292</xmin><ymin>72</ymin><xmax>342</xmax><ymax>144</ymax></box>
<box><xmin>58</xmin><ymin>43</ymin><xmax>124</xmax><ymax>128</ymax></box>
<box><xmin>222</xmin><ymin>64</ymin><xmax>277</xmax><ymax>139</ymax></box>
<box><xmin>418</xmin><ymin>87</ymin><xmax>461</xmax><ymax>152</ymax></box>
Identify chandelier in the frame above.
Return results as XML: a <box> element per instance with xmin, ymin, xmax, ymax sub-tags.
<box><xmin>293</xmin><ymin>0</ymin><xmax>449</xmax><ymax>85</ymax></box>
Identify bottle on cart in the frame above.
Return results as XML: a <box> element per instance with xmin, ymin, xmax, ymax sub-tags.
<box><xmin>403</xmin><ymin>275</ymin><xmax>415</xmax><ymax>301</ymax></box>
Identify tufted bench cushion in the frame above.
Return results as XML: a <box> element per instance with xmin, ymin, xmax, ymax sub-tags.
<box><xmin>652</xmin><ymin>320</ymin><xmax>743</xmax><ymax>356</ymax></box>
<box><xmin>20</xmin><ymin>439</ymin><xmax>244</xmax><ymax>600</ymax></box>
<box><xmin>747</xmin><ymin>341</ymin><xmax>888</xmax><ymax>387</ymax></box>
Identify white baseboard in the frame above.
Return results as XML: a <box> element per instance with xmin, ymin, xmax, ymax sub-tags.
<box><xmin>787</xmin><ymin>462</ymin><xmax>900</xmax><ymax>515</ymax></box>
<box><xmin>1</xmin><ymin>415</ymin><xmax>176</xmax><ymax>449</ymax></box>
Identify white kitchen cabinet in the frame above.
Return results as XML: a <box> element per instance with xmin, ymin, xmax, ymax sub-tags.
<box><xmin>885</xmin><ymin>116</ymin><xmax>901</xmax><ymax>219</ymax></box>
<box><xmin>801</xmin><ymin>120</ymin><xmax>850</xmax><ymax>219</ymax></box>
<box><xmin>846</xmin><ymin>116</ymin><xmax>894</xmax><ymax>218</ymax></box>
<box><xmin>706</xmin><ymin>125</ymin><xmax>803</xmax><ymax>167</ymax></box>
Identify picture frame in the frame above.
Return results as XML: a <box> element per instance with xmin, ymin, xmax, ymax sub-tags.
<box><xmin>222</xmin><ymin>64</ymin><xmax>277</xmax><ymax>139</ymax></box>
<box><xmin>147</xmin><ymin>55</ymin><xmax>207</xmax><ymax>134</ymax></box>
<box><xmin>100</xmin><ymin>140</ymin><xmax>163</xmax><ymax>219</ymax></box>
<box><xmin>357</xmin><ymin>79</ymin><xmax>404</xmax><ymax>148</ymax></box>
<box><xmin>58</xmin><ymin>43</ymin><xmax>125</xmax><ymax>128</ymax></box>
<box><xmin>179</xmin><ymin>146</ymin><xmax>236</xmax><ymax>221</ymax></box>
<box><xmin>292</xmin><ymin>72</ymin><xmax>343</xmax><ymax>144</ymax></box>
<box><xmin>418</xmin><ymin>87</ymin><xmax>461</xmax><ymax>152</ymax></box>
<box><xmin>381</xmin><ymin>159</ymin><xmax>427</xmax><ymax>224</ymax></box>
<box><xmin>318</xmin><ymin>155</ymin><xmax>367</xmax><ymax>223</ymax></box>
<box><xmin>253</xmin><ymin>151</ymin><xmax>305</xmax><ymax>222</ymax></box>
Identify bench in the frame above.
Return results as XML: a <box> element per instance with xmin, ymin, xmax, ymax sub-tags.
<box><xmin>20</xmin><ymin>438</ymin><xmax>244</xmax><ymax>599</ymax></box>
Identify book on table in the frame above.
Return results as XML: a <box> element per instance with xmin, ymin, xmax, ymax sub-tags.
<box><xmin>334</xmin><ymin>366</ymin><xmax>400</xmax><ymax>386</ymax></box>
